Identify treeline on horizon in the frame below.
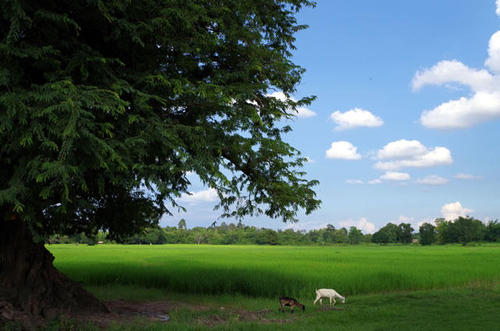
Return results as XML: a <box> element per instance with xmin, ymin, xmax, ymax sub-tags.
<box><xmin>48</xmin><ymin>216</ymin><xmax>500</xmax><ymax>246</ymax></box>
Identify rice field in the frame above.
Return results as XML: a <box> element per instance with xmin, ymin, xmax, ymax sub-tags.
<box><xmin>49</xmin><ymin>244</ymin><xmax>500</xmax><ymax>298</ymax></box>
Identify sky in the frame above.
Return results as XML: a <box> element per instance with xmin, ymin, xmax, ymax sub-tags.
<box><xmin>161</xmin><ymin>0</ymin><xmax>500</xmax><ymax>233</ymax></box>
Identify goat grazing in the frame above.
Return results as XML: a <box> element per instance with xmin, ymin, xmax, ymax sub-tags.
<box><xmin>279</xmin><ymin>297</ymin><xmax>305</xmax><ymax>313</ymax></box>
<box><xmin>313</xmin><ymin>289</ymin><xmax>345</xmax><ymax>306</ymax></box>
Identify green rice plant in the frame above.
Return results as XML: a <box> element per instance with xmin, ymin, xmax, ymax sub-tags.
<box><xmin>49</xmin><ymin>244</ymin><xmax>500</xmax><ymax>298</ymax></box>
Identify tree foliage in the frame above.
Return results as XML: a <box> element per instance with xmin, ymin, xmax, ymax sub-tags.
<box><xmin>397</xmin><ymin>223</ymin><xmax>414</xmax><ymax>244</ymax></box>
<box><xmin>419</xmin><ymin>222</ymin><xmax>436</xmax><ymax>246</ymax></box>
<box><xmin>48</xmin><ymin>222</ymin><xmax>373</xmax><ymax>245</ymax></box>
<box><xmin>0</xmin><ymin>0</ymin><xmax>320</xmax><ymax>239</ymax></box>
<box><xmin>348</xmin><ymin>226</ymin><xmax>363</xmax><ymax>244</ymax></box>
<box><xmin>372</xmin><ymin>223</ymin><xmax>400</xmax><ymax>244</ymax></box>
<box><xmin>433</xmin><ymin>217</ymin><xmax>486</xmax><ymax>244</ymax></box>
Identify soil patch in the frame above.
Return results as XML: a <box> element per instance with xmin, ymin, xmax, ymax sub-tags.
<box><xmin>2</xmin><ymin>300</ymin><xmax>297</xmax><ymax>329</ymax></box>
<box><xmin>78</xmin><ymin>300</ymin><xmax>294</xmax><ymax>328</ymax></box>
<box><xmin>73</xmin><ymin>300</ymin><xmax>173</xmax><ymax>327</ymax></box>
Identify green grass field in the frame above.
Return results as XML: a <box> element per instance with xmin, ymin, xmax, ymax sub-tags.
<box><xmin>45</xmin><ymin>244</ymin><xmax>500</xmax><ymax>330</ymax></box>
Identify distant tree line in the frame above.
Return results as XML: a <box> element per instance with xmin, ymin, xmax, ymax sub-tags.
<box><xmin>48</xmin><ymin>220</ymin><xmax>372</xmax><ymax>245</ymax></box>
<box><xmin>372</xmin><ymin>217</ymin><xmax>500</xmax><ymax>245</ymax></box>
<box><xmin>48</xmin><ymin>217</ymin><xmax>499</xmax><ymax>246</ymax></box>
<box><xmin>418</xmin><ymin>217</ymin><xmax>500</xmax><ymax>245</ymax></box>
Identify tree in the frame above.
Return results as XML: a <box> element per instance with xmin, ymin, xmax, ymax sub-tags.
<box><xmin>256</xmin><ymin>229</ymin><xmax>279</xmax><ymax>245</ymax></box>
<box><xmin>452</xmin><ymin>216</ymin><xmax>484</xmax><ymax>244</ymax></box>
<box><xmin>419</xmin><ymin>223</ymin><xmax>436</xmax><ymax>245</ymax></box>
<box><xmin>434</xmin><ymin>217</ymin><xmax>486</xmax><ymax>244</ymax></box>
<box><xmin>0</xmin><ymin>0</ymin><xmax>318</xmax><ymax>322</ymax></box>
<box><xmin>178</xmin><ymin>218</ymin><xmax>187</xmax><ymax>230</ymax></box>
<box><xmin>348</xmin><ymin>226</ymin><xmax>363</xmax><ymax>245</ymax></box>
<box><xmin>397</xmin><ymin>223</ymin><xmax>414</xmax><ymax>244</ymax></box>
<box><xmin>434</xmin><ymin>218</ymin><xmax>452</xmax><ymax>243</ymax></box>
<box><xmin>333</xmin><ymin>227</ymin><xmax>349</xmax><ymax>243</ymax></box>
<box><xmin>372</xmin><ymin>223</ymin><xmax>399</xmax><ymax>244</ymax></box>
<box><xmin>484</xmin><ymin>220</ymin><xmax>500</xmax><ymax>242</ymax></box>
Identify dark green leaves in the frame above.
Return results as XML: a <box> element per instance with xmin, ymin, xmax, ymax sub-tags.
<box><xmin>1</xmin><ymin>0</ymin><xmax>319</xmax><ymax>238</ymax></box>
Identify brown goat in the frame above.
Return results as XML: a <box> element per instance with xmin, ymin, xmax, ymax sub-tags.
<box><xmin>279</xmin><ymin>297</ymin><xmax>305</xmax><ymax>313</ymax></box>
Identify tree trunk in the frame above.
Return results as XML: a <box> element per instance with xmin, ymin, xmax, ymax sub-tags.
<box><xmin>0</xmin><ymin>217</ymin><xmax>109</xmax><ymax>326</ymax></box>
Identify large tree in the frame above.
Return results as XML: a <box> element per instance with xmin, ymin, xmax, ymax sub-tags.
<box><xmin>397</xmin><ymin>223</ymin><xmax>414</xmax><ymax>244</ymax></box>
<box><xmin>419</xmin><ymin>222</ymin><xmax>436</xmax><ymax>246</ymax></box>
<box><xmin>0</xmin><ymin>0</ymin><xmax>319</xmax><ymax>322</ymax></box>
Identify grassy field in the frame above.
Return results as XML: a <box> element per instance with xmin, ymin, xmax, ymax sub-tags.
<box><xmin>45</xmin><ymin>244</ymin><xmax>500</xmax><ymax>330</ymax></box>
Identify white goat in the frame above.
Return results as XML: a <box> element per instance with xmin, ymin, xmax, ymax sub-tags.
<box><xmin>313</xmin><ymin>288</ymin><xmax>345</xmax><ymax>306</ymax></box>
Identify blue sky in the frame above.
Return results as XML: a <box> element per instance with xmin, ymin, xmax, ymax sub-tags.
<box><xmin>161</xmin><ymin>0</ymin><xmax>500</xmax><ymax>232</ymax></box>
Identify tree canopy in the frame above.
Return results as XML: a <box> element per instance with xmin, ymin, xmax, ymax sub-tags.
<box><xmin>0</xmin><ymin>0</ymin><xmax>320</xmax><ymax>240</ymax></box>
<box><xmin>418</xmin><ymin>223</ymin><xmax>436</xmax><ymax>245</ymax></box>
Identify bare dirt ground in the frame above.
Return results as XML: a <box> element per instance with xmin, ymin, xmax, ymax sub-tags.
<box><xmin>1</xmin><ymin>299</ymin><xmax>297</xmax><ymax>329</ymax></box>
<box><xmin>75</xmin><ymin>300</ymin><xmax>293</xmax><ymax>328</ymax></box>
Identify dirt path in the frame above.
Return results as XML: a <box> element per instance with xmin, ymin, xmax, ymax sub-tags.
<box><xmin>72</xmin><ymin>299</ymin><xmax>291</xmax><ymax>329</ymax></box>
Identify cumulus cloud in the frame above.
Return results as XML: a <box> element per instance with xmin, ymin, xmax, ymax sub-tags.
<box><xmin>267</xmin><ymin>91</ymin><xmax>317</xmax><ymax>118</ymax></box>
<box><xmin>377</xmin><ymin>139</ymin><xmax>427</xmax><ymax>160</ymax></box>
<box><xmin>285</xmin><ymin>220</ymin><xmax>330</xmax><ymax>231</ymax></box>
<box><xmin>455</xmin><ymin>173</ymin><xmax>482</xmax><ymax>180</ymax></box>
<box><xmin>398</xmin><ymin>215</ymin><xmax>415</xmax><ymax>223</ymax></box>
<box><xmin>441</xmin><ymin>201</ymin><xmax>473</xmax><ymax>220</ymax></box>
<box><xmin>347</xmin><ymin>173</ymin><xmax>410</xmax><ymax>185</ymax></box>
<box><xmin>398</xmin><ymin>215</ymin><xmax>426</xmax><ymax>230</ymax></box>
<box><xmin>180</xmin><ymin>188</ymin><xmax>218</xmax><ymax>203</ymax></box>
<box><xmin>412</xmin><ymin>28</ymin><xmax>500</xmax><ymax>129</ymax></box>
<box><xmin>374</xmin><ymin>139</ymin><xmax>452</xmax><ymax>170</ymax></box>
<box><xmin>415</xmin><ymin>175</ymin><xmax>449</xmax><ymax>185</ymax></box>
<box><xmin>330</xmin><ymin>108</ymin><xmax>383</xmax><ymax>130</ymax></box>
<box><xmin>339</xmin><ymin>217</ymin><xmax>376</xmax><ymax>234</ymax></box>
<box><xmin>417</xmin><ymin>218</ymin><xmax>438</xmax><ymax>228</ymax></box>
<box><xmin>420</xmin><ymin>90</ymin><xmax>500</xmax><ymax>129</ymax></box>
<box><xmin>380</xmin><ymin>171</ymin><xmax>410</xmax><ymax>181</ymax></box>
<box><xmin>412</xmin><ymin>60</ymin><xmax>494</xmax><ymax>92</ymax></box>
<box><xmin>497</xmin><ymin>0</ymin><xmax>500</xmax><ymax>16</ymax></box>
<box><xmin>486</xmin><ymin>31</ymin><xmax>500</xmax><ymax>73</ymax></box>
<box><xmin>295</xmin><ymin>106</ymin><xmax>317</xmax><ymax>118</ymax></box>
<box><xmin>326</xmin><ymin>141</ymin><xmax>362</xmax><ymax>160</ymax></box>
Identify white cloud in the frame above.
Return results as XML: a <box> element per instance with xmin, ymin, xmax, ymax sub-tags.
<box><xmin>339</xmin><ymin>217</ymin><xmax>376</xmax><ymax>234</ymax></box>
<box><xmin>398</xmin><ymin>215</ymin><xmax>427</xmax><ymax>231</ymax></box>
<box><xmin>417</xmin><ymin>218</ymin><xmax>437</xmax><ymax>228</ymax></box>
<box><xmin>267</xmin><ymin>91</ymin><xmax>317</xmax><ymax>118</ymax></box>
<box><xmin>412</xmin><ymin>60</ymin><xmax>494</xmax><ymax>92</ymax></box>
<box><xmin>380</xmin><ymin>171</ymin><xmax>410</xmax><ymax>181</ymax></box>
<box><xmin>296</xmin><ymin>106</ymin><xmax>317</xmax><ymax>118</ymax></box>
<box><xmin>377</xmin><ymin>139</ymin><xmax>427</xmax><ymax>160</ymax></box>
<box><xmin>330</xmin><ymin>108</ymin><xmax>383</xmax><ymax>130</ymax></box>
<box><xmin>285</xmin><ymin>220</ymin><xmax>329</xmax><ymax>231</ymax></box>
<box><xmin>497</xmin><ymin>0</ymin><xmax>500</xmax><ymax>16</ymax></box>
<box><xmin>485</xmin><ymin>31</ymin><xmax>500</xmax><ymax>73</ymax></box>
<box><xmin>326</xmin><ymin>141</ymin><xmax>362</xmax><ymax>160</ymax></box>
<box><xmin>455</xmin><ymin>173</ymin><xmax>482</xmax><ymax>180</ymax></box>
<box><xmin>398</xmin><ymin>215</ymin><xmax>415</xmax><ymax>223</ymax></box>
<box><xmin>347</xmin><ymin>173</ymin><xmax>411</xmax><ymax>184</ymax></box>
<box><xmin>441</xmin><ymin>201</ymin><xmax>473</xmax><ymax>220</ymax></box>
<box><xmin>420</xmin><ymin>91</ymin><xmax>500</xmax><ymax>129</ymax></box>
<box><xmin>180</xmin><ymin>188</ymin><xmax>218</xmax><ymax>203</ymax></box>
<box><xmin>412</xmin><ymin>29</ymin><xmax>500</xmax><ymax>129</ymax></box>
<box><xmin>415</xmin><ymin>175</ymin><xmax>449</xmax><ymax>185</ymax></box>
<box><xmin>375</xmin><ymin>139</ymin><xmax>452</xmax><ymax>170</ymax></box>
